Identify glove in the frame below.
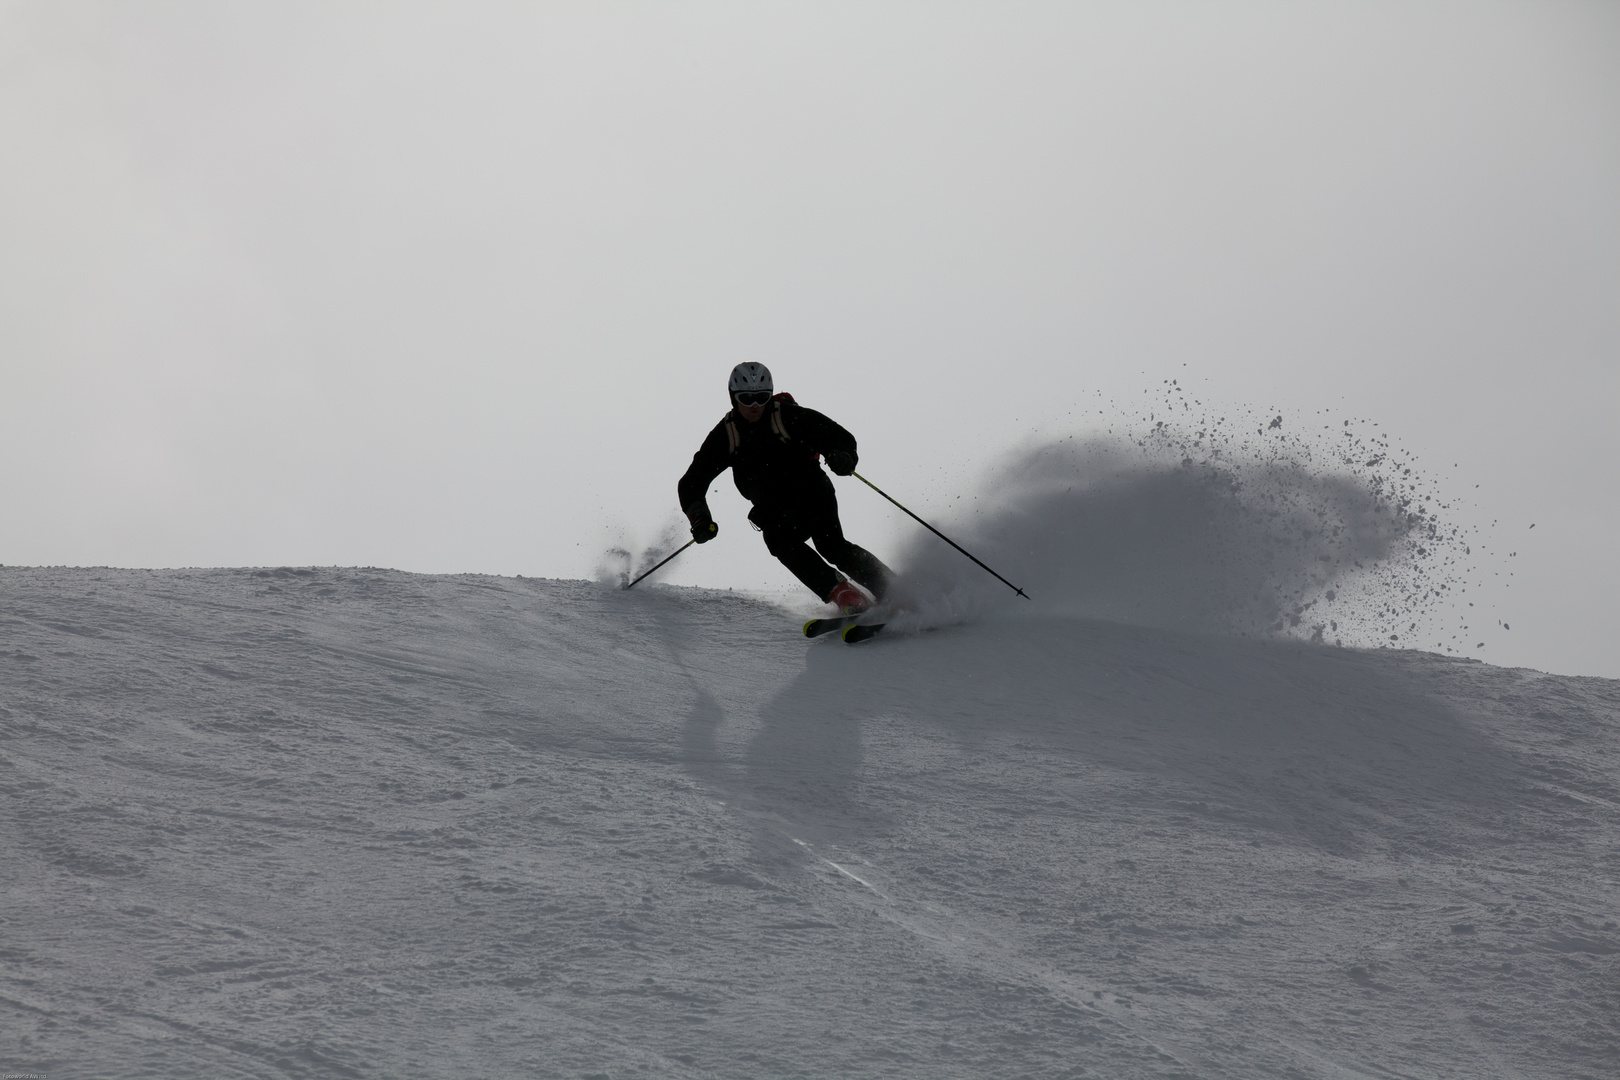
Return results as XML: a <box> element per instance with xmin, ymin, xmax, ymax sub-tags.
<box><xmin>684</xmin><ymin>501</ymin><xmax>717</xmax><ymax>544</ymax></box>
<box><xmin>826</xmin><ymin>450</ymin><xmax>856</xmax><ymax>476</ymax></box>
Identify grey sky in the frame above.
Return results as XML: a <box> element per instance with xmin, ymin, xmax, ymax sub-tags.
<box><xmin>2</xmin><ymin>1</ymin><xmax>1616</xmax><ymax>675</ymax></box>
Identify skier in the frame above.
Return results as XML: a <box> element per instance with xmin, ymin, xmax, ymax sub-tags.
<box><xmin>679</xmin><ymin>364</ymin><xmax>894</xmax><ymax>613</ymax></box>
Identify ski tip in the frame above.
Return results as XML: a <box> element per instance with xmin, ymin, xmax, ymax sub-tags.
<box><xmin>841</xmin><ymin>622</ymin><xmax>886</xmax><ymax>645</ymax></box>
<box><xmin>804</xmin><ymin>614</ymin><xmax>863</xmax><ymax>639</ymax></box>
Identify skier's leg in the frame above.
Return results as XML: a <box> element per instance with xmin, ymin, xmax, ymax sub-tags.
<box><xmin>752</xmin><ymin>504</ymin><xmax>843</xmax><ymax>601</ymax></box>
<box><xmin>762</xmin><ymin>527</ymin><xmax>842</xmax><ymax>601</ymax></box>
<box><xmin>820</xmin><ymin>538</ymin><xmax>894</xmax><ymax>601</ymax></box>
<box><xmin>808</xmin><ymin>501</ymin><xmax>895</xmax><ymax>601</ymax></box>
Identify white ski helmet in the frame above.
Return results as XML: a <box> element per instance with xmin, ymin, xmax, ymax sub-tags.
<box><xmin>728</xmin><ymin>362</ymin><xmax>773</xmax><ymax>401</ymax></box>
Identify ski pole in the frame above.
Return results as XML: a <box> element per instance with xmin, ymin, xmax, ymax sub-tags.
<box><xmin>623</xmin><ymin>538</ymin><xmax>696</xmax><ymax>590</ymax></box>
<box><xmin>851</xmin><ymin>472</ymin><xmax>1030</xmax><ymax>600</ymax></box>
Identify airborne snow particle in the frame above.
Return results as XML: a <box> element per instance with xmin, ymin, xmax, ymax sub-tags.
<box><xmin>899</xmin><ymin>399</ymin><xmax>1475</xmax><ymax>649</ymax></box>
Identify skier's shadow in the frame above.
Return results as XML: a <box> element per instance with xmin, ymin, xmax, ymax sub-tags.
<box><xmin>678</xmin><ymin>681</ymin><xmax>732</xmax><ymax>790</ymax></box>
<box><xmin>733</xmin><ymin>645</ymin><xmax>879</xmax><ymax>841</ymax></box>
<box><xmin>725</xmin><ymin>614</ymin><xmax>1527</xmax><ymax>858</ymax></box>
<box><xmin>620</xmin><ymin>586</ymin><xmax>865</xmax><ymax>844</ymax></box>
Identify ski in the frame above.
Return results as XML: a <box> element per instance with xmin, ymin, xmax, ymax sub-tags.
<box><xmin>803</xmin><ymin>615</ymin><xmax>861</xmax><ymax>638</ymax></box>
<box><xmin>841</xmin><ymin>622</ymin><xmax>886</xmax><ymax>645</ymax></box>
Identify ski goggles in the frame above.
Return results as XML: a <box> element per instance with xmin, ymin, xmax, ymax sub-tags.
<box><xmin>734</xmin><ymin>390</ymin><xmax>773</xmax><ymax>407</ymax></box>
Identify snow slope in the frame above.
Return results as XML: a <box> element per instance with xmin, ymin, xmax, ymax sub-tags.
<box><xmin>2</xmin><ymin>567</ymin><xmax>1617</xmax><ymax>1078</ymax></box>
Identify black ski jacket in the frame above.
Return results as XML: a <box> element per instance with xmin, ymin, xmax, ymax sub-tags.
<box><xmin>678</xmin><ymin>396</ymin><xmax>857</xmax><ymax>522</ymax></box>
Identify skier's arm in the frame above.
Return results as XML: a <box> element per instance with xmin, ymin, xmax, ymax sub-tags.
<box><xmin>793</xmin><ymin>406</ymin><xmax>858</xmax><ymax>473</ymax></box>
<box><xmin>677</xmin><ymin>421</ymin><xmax>731</xmax><ymax>526</ymax></box>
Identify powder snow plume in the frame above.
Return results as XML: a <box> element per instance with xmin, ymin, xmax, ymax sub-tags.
<box><xmin>888</xmin><ymin>390</ymin><xmax>1480</xmax><ymax>651</ymax></box>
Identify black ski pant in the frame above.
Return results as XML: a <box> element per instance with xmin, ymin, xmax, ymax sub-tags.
<box><xmin>750</xmin><ymin>488</ymin><xmax>894</xmax><ymax>603</ymax></box>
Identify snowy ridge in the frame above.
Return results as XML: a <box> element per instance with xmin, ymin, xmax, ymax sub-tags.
<box><xmin>2</xmin><ymin>567</ymin><xmax>1617</xmax><ymax>1078</ymax></box>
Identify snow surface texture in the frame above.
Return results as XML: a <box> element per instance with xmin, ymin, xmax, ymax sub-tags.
<box><xmin>3</xmin><ymin>567</ymin><xmax>1617</xmax><ymax>1078</ymax></box>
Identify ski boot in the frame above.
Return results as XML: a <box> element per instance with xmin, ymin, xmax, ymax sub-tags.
<box><xmin>828</xmin><ymin>580</ymin><xmax>871</xmax><ymax>615</ymax></box>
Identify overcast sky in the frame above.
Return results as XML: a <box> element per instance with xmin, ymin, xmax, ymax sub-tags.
<box><xmin>2</xmin><ymin>1</ymin><xmax>1616</xmax><ymax>676</ymax></box>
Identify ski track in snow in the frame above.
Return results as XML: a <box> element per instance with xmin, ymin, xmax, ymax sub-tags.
<box><xmin>1</xmin><ymin>567</ymin><xmax>1617</xmax><ymax>1079</ymax></box>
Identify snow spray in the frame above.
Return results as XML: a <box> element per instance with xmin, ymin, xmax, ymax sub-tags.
<box><xmin>888</xmin><ymin>387</ymin><xmax>1481</xmax><ymax>652</ymax></box>
<box><xmin>596</xmin><ymin>514</ymin><xmax>688</xmax><ymax>590</ymax></box>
